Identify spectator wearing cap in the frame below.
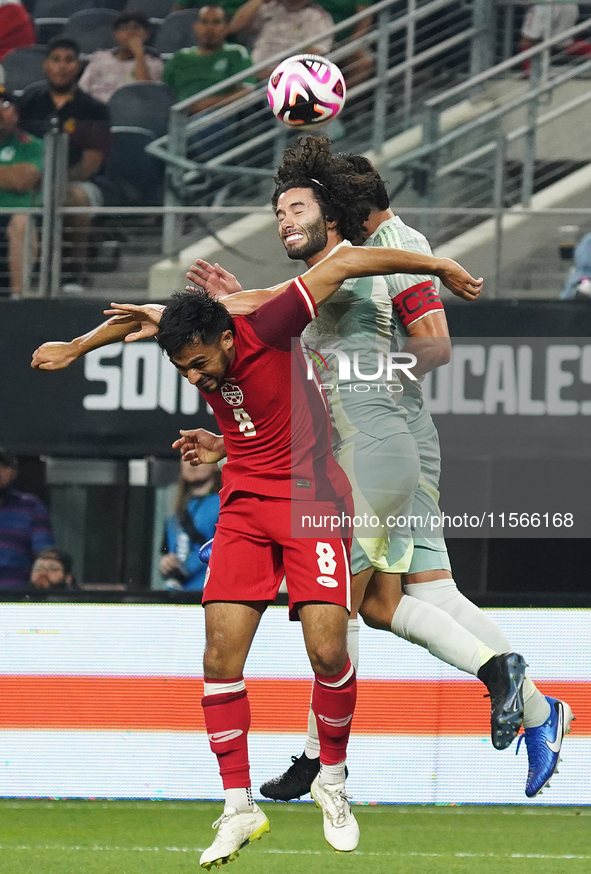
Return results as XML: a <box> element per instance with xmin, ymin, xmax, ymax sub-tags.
<box><xmin>17</xmin><ymin>38</ymin><xmax>111</xmax><ymax>289</ymax></box>
<box><xmin>79</xmin><ymin>11</ymin><xmax>164</xmax><ymax>105</ymax></box>
<box><xmin>0</xmin><ymin>449</ymin><xmax>55</xmax><ymax>592</ymax></box>
<box><xmin>28</xmin><ymin>547</ymin><xmax>78</xmax><ymax>598</ymax></box>
<box><xmin>0</xmin><ymin>1</ymin><xmax>35</xmax><ymax>62</ymax></box>
<box><xmin>0</xmin><ymin>86</ymin><xmax>42</xmax><ymax>298</ymax></box>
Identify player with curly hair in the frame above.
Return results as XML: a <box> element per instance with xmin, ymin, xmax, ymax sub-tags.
<box><xmin>186</xmin><ymin>137</ymin><xmax>528</xmax><ymax>802</ymax></box>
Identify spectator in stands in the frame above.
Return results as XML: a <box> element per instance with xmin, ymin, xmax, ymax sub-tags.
<box><xmin>28</xmin><ymin>547</ymin><xmax>78</xmax><ymax>594</ymax></box>
<box><xmin>159</xmin><ymin>460</ymin><xmax>220</xmax><ymax>592</ymax></box>
<box><xmin>0</xmin><ymin>448</ymin><xmax>55</xmax><ymax>592</ymax></box>
<box><xmin>561</xmin><ymin>232</ymin><xmax>591</xmax><ymax>299</ymax></box>
<box><xmin>521</xmin><ymin>4</ymin><xmax>591</xmax><ymax>76</ymax></box>
<box><xmin>163</xmin><ymin>5</ymin><xmax>255</xmax><ymax>114</ymax></box>
<box><xmin>79</xmin><ymin>11</ymin><xmax>164</xmax><ymax>105</ymax></box>
<box><xmin>18</xmin><ymin>38</ymin><xmax>111</xmax><ymax>289</ymax></box>
<box><xmin>0</xmin><ymin>1</ymin><xmax>35</xmax><ymax>62</ymax></box>
<box><xmin>317</xmin><ymin>1</ymin><xmax>373</xmax><ymax>87</ymax></box>
<box><xmin>229</xmin><ymin>0</ymin><xmax>334</xmax><ymax>77</ymax></box>
<box><xmin>173</xmin><ymin>1</ymin><xmax>243</xmax><ymax>21</ymax></box>
<box><xmin>0</xmin><ymin>86</ymin><xmax>42</xmax><ymax>299</ymax></box>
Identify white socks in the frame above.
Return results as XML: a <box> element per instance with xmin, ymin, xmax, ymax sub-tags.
<box><xmin>304</xmin><ymin>618</ymin><xmax>359</xmax><ymax>760</ymax></box>
<box><xmin>405</xmin><ymin>579</ymin><xmax>512</xmax><ymax>653</ymax></box>
<box><xmin>224</xmin><ymin>787</ymin><xmax>253</xmax><ymax>812</ymax></box>
<box><xmin>319</xmin><ymin>761</ymin><xmax>346</xmax><ymax>786</ymax></box>
<box><xmin>405</xmin><ymin>578</ymin><xmax>551</xmax><ymax>727</ymax></box>
<box><xmin>391</xmin><ymin>593</ymin><xmax>495</xmax><ymax>676</ymax></box>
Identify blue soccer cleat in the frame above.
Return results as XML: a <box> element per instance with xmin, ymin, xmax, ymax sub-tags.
<box><xmin>199</xmin><ymin>538</ymin><xmax>214</xmax><ymax>564</ymax></box>
<box><xmin>517</xmin><ymin>696</ymin><xmax>574</xmax><ymax>798</ymax></box>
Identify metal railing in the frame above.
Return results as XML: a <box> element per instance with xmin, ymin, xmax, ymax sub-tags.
<box><xmin>146</xmin><ymin>0</ymin><xmax>491</xmax><ymax>256</ymax></box>
<box><xmin>5</xmin><ymin>200</ymin><xmax>589</xmax><ymax>302</ymax></box>
<box><xmin>381</xmin><ymin>13</ymin><xmax>591</xmax><ymax>258</ymax></box>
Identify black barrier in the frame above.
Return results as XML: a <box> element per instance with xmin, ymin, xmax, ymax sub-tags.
<box><xmin>2</xmin><ymin>299</ymin><xmax>591</xmax><ymax>457</ymax></box>
<box><xmin>2</xmin><ymin>298</ymin><xmax>591</xmax><ymax>601</ymax></box>
<box><xmin>1</xmin><ymin>300</ymin><xmax>216</xmax><ymax>457</ymax></box>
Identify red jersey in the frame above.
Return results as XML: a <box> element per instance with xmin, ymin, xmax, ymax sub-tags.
<box><xmin>205</xmin><ymin>277</ymin><xmax>351</xmax><ymax>506</ymax></box>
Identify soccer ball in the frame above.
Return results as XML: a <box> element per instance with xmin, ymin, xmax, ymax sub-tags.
<box><xmin>267</xmin><ymin>54</ymin><xmax>346</xmax><ymax>129</ymax></box>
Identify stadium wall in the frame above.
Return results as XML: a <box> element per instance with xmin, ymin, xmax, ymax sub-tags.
<box><xmin>0</xmin><ymin>603</ymin><xmax>588</xmax><ymax>805</ymax></box>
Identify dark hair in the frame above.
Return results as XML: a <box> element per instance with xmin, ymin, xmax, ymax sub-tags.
<box><xmin>46</xmin><ymin>37</ymin><xmax>80</xmax><ymax>57</ymax></box>
<box><xmin>157</xmin><ymin>290</ymin><xmax>234</xmax><ymax>359</ymax></box>
<box><xmin>35</xmin><ymin>548</ymin><xmax>73</xmax><ymax>577</ymax></box>
<box><xmin>197</xmin><ymin>4</ymin><xmax>229</xmax><ymax>23</ymax></box>
<box><xmin>113</xmin><ymin>10</ymin><xmax>151</xmax><ymax>31</ymax></box>
<box><xmin>0</xmin><ymin>447</ymin><xmax>18</xmax><ymax>468</ymax></box>
<box><xmin>339</xmin><ymin>153</ymin><xmax>390</xmax><ymax>211</ymax></box>
<box><xmin>272</xmin><ymin>136</ymin><xmax>371</xmax><ymax>243</ymax></box>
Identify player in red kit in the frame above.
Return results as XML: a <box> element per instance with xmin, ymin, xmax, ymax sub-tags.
<box><xmin>31</xmin><ymin>241</ymin><xmax>482</xmax><ymax>868</ymax></box>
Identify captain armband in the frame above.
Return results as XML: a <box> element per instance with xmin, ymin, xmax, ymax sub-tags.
<box><xmin>392</xmin><ymin>281</ymin><xmax>444</xmax><ymax>330</ymax></box>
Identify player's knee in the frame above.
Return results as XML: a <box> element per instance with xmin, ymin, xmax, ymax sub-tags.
<box><xmin>359</xmin><ymin>597</ymin><xmax>391</xmax><ymax>631</ymax></box>
<box><xmin>308</xmin><ymin>640</ymin><xmax>347</xmax><ymax>677</ymax></box>
<box><xmin>203</xmin><ymin>643</ymin><xmax>232</xmax><ymax>679</ymax></box>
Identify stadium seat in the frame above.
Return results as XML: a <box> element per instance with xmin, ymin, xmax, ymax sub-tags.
<box><xmin>152</xmin><ymin>9</ymin><xmax>196</xmax><ymax>55</ymax></box>
<box><xmin>124</xmin><ymin>0</ymin><xmax>174</xmax><ymax>20</ymax></box>
<box><xmin>34</xmin><ymin>0</ymin><xmax>95</xmax><ymax>17</ymax></box>
<box><xmin>100</xmin><ymin>127</ymin><xmax>165</xmax><ymax>205</ymax></box>
<box><xmin>33</xmin><ymin>0</ymin><xmax>96</xmax><ymax>43</ymax></box>
<box><xmin>60</xmin><ymin>8</ymin><xmax>119</xmax><ymax>54</ymax></box>
<box><xmin>107</xmin><ymin>81</ymin><xmax>174</xmax><ymax>138</ymax></box>
<box><xmin>2</xmin><ymin>45</ymin><xmax>46</xmax><ymax>92</ymax></box>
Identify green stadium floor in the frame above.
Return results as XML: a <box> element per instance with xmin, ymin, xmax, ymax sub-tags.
<box><xmin>0</xmin><ymin>800</ymin><xmax>589</xmax><ymax>874</ymax></box>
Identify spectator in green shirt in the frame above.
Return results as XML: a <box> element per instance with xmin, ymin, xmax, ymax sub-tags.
<box><xmin>163</xmin><ymin>4</ymin><xmax>255</xmax><ymax>115</ymax></box>
<box><xmin>0</xmin><ymin>87</ymin><xmax>42</xmax><ymax>298</ymax></box>
<box><xmin>319</xmin><ymin>0</ymin><xmax>374</xmax><ymax>87</ymax></box>
<box><xmin>174</xmin><ymin>0</ymin><xmax>244</xmax><ymax>17</ymax></box>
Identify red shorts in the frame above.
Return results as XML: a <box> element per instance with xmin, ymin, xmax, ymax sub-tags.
<box><xmin>203</xmin><ymin>493</ymin><xmax>352</xmax><ymax>619</ymax></box>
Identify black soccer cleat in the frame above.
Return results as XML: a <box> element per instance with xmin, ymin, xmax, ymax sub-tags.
<box><xmin>259</xmin><ymin>752</ymin><xmax>320</xmax><ymax>801</ymax></box>
<box><xmin>479</xmin><ymin>652</ymin><xmax>527</xmax><ymax>751</ymax></box>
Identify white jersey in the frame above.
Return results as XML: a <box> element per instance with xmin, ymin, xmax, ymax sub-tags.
<box><xmin>302</xmin><ymin>246</ymin><xmax>410</xmax><ymax>444</ymax></box>
<box><xmin>365</xmin><ymin>215</ymin><xmax>443</xmax><ymax>434</ymax></box>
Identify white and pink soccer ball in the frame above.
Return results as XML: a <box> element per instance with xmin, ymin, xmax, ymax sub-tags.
<box><xmin>267</xmin><ymin>54</ymin><xmax>346</xmax><ymax>129</ymax></box>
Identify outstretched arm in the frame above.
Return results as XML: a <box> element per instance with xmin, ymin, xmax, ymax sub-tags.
<box><xmin>186</xmin><ymin>258</ymin><xmax>294</xmax><ymax>315</ymax></box>
<box><xmin>31</xmin><ymin>304</ymin><xmax>165</xmax><ymax>370</ymax></box>
<box><xmin>302</xmin><ymin>244</ymin><xmax>483</xmax><ymax>306</ymax></box>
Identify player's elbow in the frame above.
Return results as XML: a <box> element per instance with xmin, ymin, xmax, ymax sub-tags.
<box><xmin>433</xmin><ymin>337</ymin><xmax>452</xmax><ymax>367</ymax></box>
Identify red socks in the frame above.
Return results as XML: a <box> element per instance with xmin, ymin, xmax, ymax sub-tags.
<box><xmin>203</xmin><ymin>660</ymin><xmax>357</xmax><ymax>785</ymax></box>
<box><xmin>312</xmin><ymin>658</ymin><xmax>357</xmax><ymax>766</ymax></box>
<box><xmin>202</xmin><ymin>679</ymin><xmax>251</xmax><ymax>789</ymax></box>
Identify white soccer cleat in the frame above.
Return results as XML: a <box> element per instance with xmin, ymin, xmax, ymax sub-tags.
<box><xmin>310</xmin><ymin>775</ymin><xmax>359</xmax><ymax>852</ymax></box>
<box><xmin>199</xmin><ymin>804</ymin><xmax>270</xmax><ymax>869</ymax></box>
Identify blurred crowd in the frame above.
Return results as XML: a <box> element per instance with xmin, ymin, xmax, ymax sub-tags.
<box><xmin>0</xmin><ymin>446</ymin><xmax>221</xmax><ymax>596</ymax></box>
<box><xmin>0</xmin><ymin>1</ymin><xmax>375</xmax><ymax>296</ymax></box>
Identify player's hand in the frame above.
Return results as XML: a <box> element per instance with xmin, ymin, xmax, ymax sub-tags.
<box><xmin>172</xmin><ymin>429</ymin><xmax>226</xmax><ymax>465</ymax></box>
<box><xmin>186</xmin><ymin>259</ymin><xmax>243</xmax><ymax>299</ymax></box>
<box><xmin>436</xmin><ymin>258</ymin><xmax>483</xmax><ymax>300</ymax></box>
<box><xmin>103</xmin><ymin>303</ymin><xmax>165</xmax><ymax>341</ymax></box>
<box><xmin>31</xmin><ymin>341</ymin><xmax>78</xmax><ymax>370</ymax></box>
